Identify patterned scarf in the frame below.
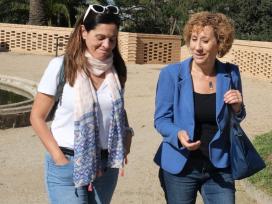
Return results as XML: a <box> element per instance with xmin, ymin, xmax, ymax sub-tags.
<box><xmin>73</xmin><ymin>51</ymin><xmax>125</xmax><ymax>189</ymax></box>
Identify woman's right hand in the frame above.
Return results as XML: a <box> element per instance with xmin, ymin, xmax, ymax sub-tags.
<box><xmin>178</xmin><ymin>130</ymin><xmax>201</xmax><ymax>151</ymax></box>
<box><xmin>30</xmin><ymin>93</ymin><xmax>69</xmax><ymax>166</ymax></box>
<box><xmin>54</xmin><ymin>156</ymin><xmax>69</xmax><ymax>166</ymax></box>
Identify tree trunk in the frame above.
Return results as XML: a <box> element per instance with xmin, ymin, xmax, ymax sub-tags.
<box><xmin>28</xmin><ymin>0</ymin><xmax>47</xmax><ymax>25</ymax></box>
<box><xmin>170</xmin><ymin>18</ymin><xmax>177</xmax><ymax>35</ymax></box>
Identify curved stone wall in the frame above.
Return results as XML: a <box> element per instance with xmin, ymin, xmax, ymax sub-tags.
<box><xmin>0</xmin><ymin>75</ymin><xmax>37</xmax><ymax>129</ymax></box>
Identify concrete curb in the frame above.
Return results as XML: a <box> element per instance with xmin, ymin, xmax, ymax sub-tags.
<box><xmin>240</xmin><ymin>179</ymin><xmax>272</xmax><ymax>204</ymax></box>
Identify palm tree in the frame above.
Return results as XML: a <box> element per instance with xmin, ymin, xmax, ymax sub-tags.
<box><xmin>28</xmin><ymin>0</ymin><xmax>47</xmax><ymax>25</ymax></box>
<box><xmin>28</xmin><ymin>0</ymin><xmax>73</xmax><ymax>27</ymax></box>
<box><xmin>46</xmin><ymin>0</ymin><xmax>71</xmax><ymax>27</ymax></box>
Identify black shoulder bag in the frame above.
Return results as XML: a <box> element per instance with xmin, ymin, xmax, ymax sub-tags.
<box><xmin>227</xmin><ymin>63</ymin><xmax>266</xmax><ymax>180</ymax></box>
<box><xmin>46</xmin><ymin>61</ymin><xmax>65</xmax><ymax>121</ymax></box>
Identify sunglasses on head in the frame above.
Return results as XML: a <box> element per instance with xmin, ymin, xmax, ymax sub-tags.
<box><xmin>83</xmin><ymin>4</ymin><xmax>119</xmax><ymax>21</ymax></box>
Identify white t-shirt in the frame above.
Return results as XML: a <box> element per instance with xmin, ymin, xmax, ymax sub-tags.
<box><xmin>38</xmin><ymin>56</ymin><xmax>112</xmax><ymax>149</ymax></box>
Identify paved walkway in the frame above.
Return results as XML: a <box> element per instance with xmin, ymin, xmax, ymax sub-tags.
<box><xmin>0</xmin><ymin>52</ymin><xmax>271</xmax><ymax>204</ymax></box>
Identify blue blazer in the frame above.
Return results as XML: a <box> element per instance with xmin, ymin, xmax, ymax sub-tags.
<box><xmin>154</xmin><ymin>57</ymin><xmax>246</xmax><ymax>174</ymax></box>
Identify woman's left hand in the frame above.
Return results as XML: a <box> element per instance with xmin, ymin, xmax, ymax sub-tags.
<box><xmin>224</xmin><ymin>89</ymin><xmax>243</xmax><ymax>113</ymax></box>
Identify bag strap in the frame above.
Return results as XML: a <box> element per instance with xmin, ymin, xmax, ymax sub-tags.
<box><xmin>225</xmin><ymin>62</ymin><xmax>240</xmax><ymax>92</ymax></box>
<box><xmin>226</xmin><ymin>62</ymin><xmax>245</xmax><ymax>117</ymax></box>
<box><xmin>226</xmin><ymin>62</ymin><xmax>234</xmax><ymax>89</ymax></box>
<box><xmin>225</xmin><ymin>62</ymin><xmax>236</xmax><ymax>125</ymax></box>
<box><xmin>46</xmin><ymin>58</ymin><xmax>65</xmax><ymax>121</ymax></box>
<box><xmin>55</xmin><ymin>59</ymin><xmax>65</xmax><ymax>105</ymax></box>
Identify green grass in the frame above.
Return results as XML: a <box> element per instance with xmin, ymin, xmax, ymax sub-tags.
<box><xmin>248</xmin><ymin>131</ymin><xmax>272</xmax><ymax>196</ymax></box>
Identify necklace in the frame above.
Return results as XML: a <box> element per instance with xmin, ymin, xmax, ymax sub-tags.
<box><xmin>209</xmin><ymin>81</ymin><xmax>213</xmax><ymax>90</ymax></box>
<box><xmin>191</xmin><ymin>72</ymin><xmax>215</xmax><ymax>90</ymax></box>
<box><xmin>191</xmin><ymin>66</ymin><xmax>216</xmax><ymax>92</ymax></box>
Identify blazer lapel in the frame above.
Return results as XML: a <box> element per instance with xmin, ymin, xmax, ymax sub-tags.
<box><xmin>178</xmin><ymin>58</ymin><xmax>195</xmax><ymax>140</ymax></box>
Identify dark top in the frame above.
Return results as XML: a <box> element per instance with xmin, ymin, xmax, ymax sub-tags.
<box><xmin>191</xmin><ymin>92</ymin><xmax>218</xmax><ymax>160</ymax></box>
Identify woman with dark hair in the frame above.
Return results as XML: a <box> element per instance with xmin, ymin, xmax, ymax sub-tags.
<box><xmin>30</xmin><ymin>4</ymin><xmax>133</xmax><ymax>204</ymax></box>
<box><xmin>154</xmin><ymin>12</ymin><xmax>245</xmax><ymax>204</ymax></box>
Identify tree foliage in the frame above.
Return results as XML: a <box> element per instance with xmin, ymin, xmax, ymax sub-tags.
<box><xmin>0</xmin><ymin>0</ymin><xmax>29</xmax><ymax>24</ymax></box>
<box><xmin>0</xmin><ymin>0</ymin><xmax>271</xmax><ymax>41</ymax></box>
<box><xmin>115</xmin><ymin>0</ymin><xmax>192</xmax><ymax>35</ymax></box>
<box><xmin>38</xmin><ymin>0</ymin><xmax>86</xmax><ymax>27</ymax></box>
<box><xmin>229</xmin><ymin>0</ymin><xmax>272</xmax><ymax>41</ymax></box>
<box><xmin>187</xmin><ymin>0</ymin><xmax>272</xmax><ymax>41</ymax></box>
<box><xmin>115</xmin><ymin>0</ymin><xmax>271</xmax><ymax>41</ymax></box>
<box><xmin>0</xmin><ymin>0</ymin><xmax>86</xmax><ymax>27</ymax></box>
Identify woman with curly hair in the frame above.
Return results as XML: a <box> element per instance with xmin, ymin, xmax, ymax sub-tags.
<box><xmin>154</xmin><ymin>11</ymin><xmax>245</xmax><ymax>204</ymax></box>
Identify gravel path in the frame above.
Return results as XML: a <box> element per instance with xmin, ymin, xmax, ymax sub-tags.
<box><xmin>0</xmin><ymin>52</ymin><xmax>271</xmax><ymax>204</ymax></box>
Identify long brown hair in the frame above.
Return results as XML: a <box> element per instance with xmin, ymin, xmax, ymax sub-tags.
<box><xmin>64</xmin><ymin>8</ymin><xmax>127</xmax><ymax>88</ymax></box>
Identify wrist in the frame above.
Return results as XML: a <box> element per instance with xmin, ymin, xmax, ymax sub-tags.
<box><xmin>232</xmin><ymin>103</ymin><xmax>244</xmax><ymax>113</ymax></box>
<box><xmin>51</xmin><ymin>146</ymin><xmax>65</xmax><ymax>161</ymax></box>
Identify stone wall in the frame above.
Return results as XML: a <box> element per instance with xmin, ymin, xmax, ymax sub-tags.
<box><xmin>135</xmin><ymin>33</ymin><xmax>181</xmax><ymax>64</ymax></box>
<box><xmin>0</xmin><ymin>23</ymin><xmax>181</xmax><ymax>64</ymax></box>
<box><xmin>1</xmin><ymin>23</ymin><xmax>271</xmax><ymax>79</ymax></box>
<box><xmin>0</xmin><ymin>23</ymin><xmax>72</xmax><ymax>55</ymax></box>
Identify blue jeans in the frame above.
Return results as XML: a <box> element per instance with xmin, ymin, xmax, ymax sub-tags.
<box><xmin>159</xmin><ymin>159</ymin><xmax>235</xmax><ymax>204</ymax></box>
<box><xmin>45</xmin><ymin>153</ymin><xmax>119</xmax><ymax>204</ymax></box>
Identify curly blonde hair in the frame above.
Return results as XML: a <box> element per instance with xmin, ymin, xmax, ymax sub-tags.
<box><xmin>183</xmin><ymin>11</ymin><xmax>234</xmax><ymax>58</ymax></box>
